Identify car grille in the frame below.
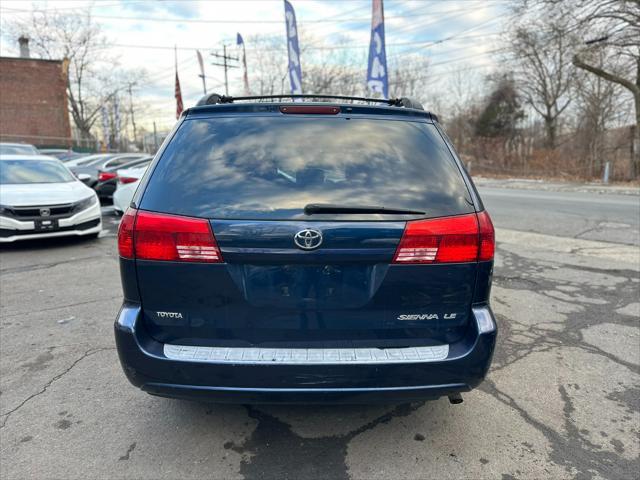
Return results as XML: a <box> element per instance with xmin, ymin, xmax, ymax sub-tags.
<box><xmin>1</xmin><ymin>203</ymin><xmax>76</xmax><ymax>220</ymax></box>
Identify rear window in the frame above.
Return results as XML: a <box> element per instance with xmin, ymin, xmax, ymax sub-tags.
<box><xmin>140</xmin><ymin>116</ymin><xmax>473</xmax><ymax>220</ymax></box>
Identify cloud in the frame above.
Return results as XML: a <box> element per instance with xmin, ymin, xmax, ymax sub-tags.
<box><xmin>0</xmin><ymin>0</ymin><xmax>508</xmax><ymax>129</ymax></box>
<box><xmin>120</xmin><ymin>0</ymin><xmax>201</xmax><ymax>18</ymax></box>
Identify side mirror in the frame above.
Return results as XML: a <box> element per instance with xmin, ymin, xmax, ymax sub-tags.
<box><xmin>77</xmin><ymin>173</ymin><xmax>91</xmax><ymax>183</ymax></box>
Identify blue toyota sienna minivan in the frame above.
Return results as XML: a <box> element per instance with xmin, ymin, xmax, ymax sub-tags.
<box><xmin>115</xmin><ymin>94</ymin><xmax>497</xmax><ymax>404</ymax></box>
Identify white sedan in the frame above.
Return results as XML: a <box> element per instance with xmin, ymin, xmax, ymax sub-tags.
<box><xmin>113</xmin><ymin>164</ymin><xmax>149</xmax><ymax>215</ymax></box>
<box><xmin>0</xmin><ymin>155</ymin><xmax>102</xmax><ymax>242</ymax></box>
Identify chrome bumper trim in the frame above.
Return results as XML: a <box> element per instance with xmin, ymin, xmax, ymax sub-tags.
<box><xmin>163</xmin><ymin>344</ymin><xmax>449</xmax><ymax>365</ymax></box>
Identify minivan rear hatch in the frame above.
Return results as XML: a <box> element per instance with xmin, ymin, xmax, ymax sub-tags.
<box><xmin>131</xmin><ymin>110</ymin><xmax>482</xmax><ymax>348</ymax></box>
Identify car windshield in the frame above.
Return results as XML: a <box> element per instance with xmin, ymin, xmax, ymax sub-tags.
<box><xmin>0</xmin><ymin>144</ymin><xmax>38</xmax><ymax>155</ymax></box>
<box><xmin>0</xmin><ymin>160</ymin><xmax>76</xmax><ymax>184</ymax></box>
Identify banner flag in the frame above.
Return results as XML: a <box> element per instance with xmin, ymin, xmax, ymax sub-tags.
<box><xmin>196</xmin><ymin>50</ymin><xmax>207</xmax><ymax>94</ymax></box>
<box><xmin>284</xmin><ymin>0</ymin><xmax>302</xmax><ymax>95</ymax></box>
<box><xmin>366</xmin><ymin>0</ymin><xmax>388</xmax><ymax>98</ymax></box>
<box><xmin>237</xmin><ymin>33</ymin><xmax>250</xmax><ymax>95</ymax></box>
<box><xmin>175</xmin><ymin>46</ymin><xmax>183</xmax><ymax>119</ymax></box>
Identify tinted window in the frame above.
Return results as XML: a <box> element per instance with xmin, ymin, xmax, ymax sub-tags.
<box><xmin>141</xmin><ymin>116</ymin><xmax>473</xmax><ymax>220</ymax></box>
<box><xmin>0</xmin><ymin>160</ymin><xmax>75</xmax><ymax>184</ymax></box>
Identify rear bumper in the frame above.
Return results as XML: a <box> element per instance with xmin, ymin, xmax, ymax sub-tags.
<box><xmin>114</xmin><ymin>304</ymin><xmax>497</xmax><ymax>404</ymax></box>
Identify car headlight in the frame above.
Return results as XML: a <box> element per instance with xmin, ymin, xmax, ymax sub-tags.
<box><xmin>74</xmin><ymin>195</ymin><xmax>98</xmax><ymax>212</ymax></box>
<box><xmin>0</xmin><ymin>205</ymin><xmax>12</xmax><ymax>217</ymax></box>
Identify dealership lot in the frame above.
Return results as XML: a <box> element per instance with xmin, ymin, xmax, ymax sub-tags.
<box><xmin>1</xmin><ymin>190</ymin><xmax>639</xmax><ymax>480</ymax></box>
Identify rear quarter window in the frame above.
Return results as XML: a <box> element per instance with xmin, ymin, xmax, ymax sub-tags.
<box><xmin>140</xmin><ymin>115</ymin><xmax>473</xmax><ymax>220</ymax></box>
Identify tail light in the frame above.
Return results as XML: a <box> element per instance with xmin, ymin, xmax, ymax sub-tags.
<box><xmin>98</xmin><ymin>171</ymin><xmax>117</xmax><ymax>182</ymax></box>
<box><xmin>393</xmin><ymin>212</ymin><xmax>494</xmax><ymax>264</ymax></box>
<box><xmin>477</xmin><ymin>211</ymin><xmax>495</xmax><ymax>261</ymax></box>
<box><xmin>118</xmin><ymin>209</ymin><xmax>136</xmax><ymax>259</ymax></box>
<box><xmin>117</xmin><ymin>208</ymin><xmax>223</xmax><ymax>263</ymax></box>
<box><xmin>119</xmin><ymin>176</ymin><xmax>138</xmax><ymax>184</ymax></box>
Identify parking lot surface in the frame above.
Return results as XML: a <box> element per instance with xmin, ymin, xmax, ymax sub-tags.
<box><xmin>1</xmin><ymin>188</ymin><xmax>639</xmax><ymax>480</ymax></box>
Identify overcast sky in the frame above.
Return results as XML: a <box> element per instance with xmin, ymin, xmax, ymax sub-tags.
<box><xmin>0</xmin><ymin>0</ymin><xmax>509</xmax><ymax>131</ymax></box>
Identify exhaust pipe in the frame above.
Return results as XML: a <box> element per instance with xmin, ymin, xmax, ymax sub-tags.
<box><xmin>448</xmin><ymin>393</ymin><xmax>463</xmax><ymax>404</ymax></box>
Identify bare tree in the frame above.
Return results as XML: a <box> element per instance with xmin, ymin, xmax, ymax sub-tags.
<box><xmin>244</xmin><ymin>28</ymin><xmax>432</xmax><ymax>101</ymax></box>
<box><xmin>244</xmin><ymin>34</ymin><xmax>288</xmax><ymax>96</ymax></box>
<box><xmin>569</xmin><ymin>0</ymin><xmax>640</xmax><ymax>177</ymax></box>
<box><xmin>574</xmin><ymin>48</ymin><xmax>626</xmax><ymax>176</ymax></box>
<box><xmin>388</xmin><ymin>55</ymin><xmax>431</xmax><ymax>100</ymax></box>
<box><xmin>303</xmin><ymin>47</ymin><xmax>367</xmax><ymax>96</ymax></box>
<box><xmin>521</xmin><ymin>0</ymin><xmax>639</xmax><ymax>177</ymax></box>
<box><xmin>3</xmin><ymin>8</ymin><xmax>142</xmax><ymax>141</ymax></box>
<box><xmin>509</xmin><ymin>18</ymin><xmax>577</xmax><ymax>148</ymax></box>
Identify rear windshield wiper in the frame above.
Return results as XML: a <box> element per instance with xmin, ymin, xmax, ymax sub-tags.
<box><xmin>304</xmin><ymin>203</ymin><xmax>426</xmax><ymax>215</ymax></box>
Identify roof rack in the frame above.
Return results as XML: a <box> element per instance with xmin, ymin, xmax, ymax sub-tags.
<box><xmin>195</xmin><ymin>93</ymin><xmax>424</xmax><ymax>110</ymax></box>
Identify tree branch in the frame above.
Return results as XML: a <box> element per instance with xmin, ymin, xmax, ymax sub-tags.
<box><xmin>573</xmin><ymin>54</ymin><xmax>639</xmax><ymax>95</ymax></box>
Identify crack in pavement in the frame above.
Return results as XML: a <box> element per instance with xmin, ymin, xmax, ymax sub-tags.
<box><xmin>481</xmin><ymin>379</ymin><xmax>638</xmax><ymax>480</ymax></box>
<box><xmin>1</xmin><ymin>296</ymin><xmax>121</xmax><ymax>319</ymax></box>
<box><xmin>485</xmin><ymin>245</ymin><xmax>639</xmax><ymax>479</ymax></box>
<box><xmin>118</xmin><ymin>442</ymin><xmax>137</xmax><ymax>461</ymax></box>
<box><xmin>222</xmin><ymin>402</ymin><xmax>424</xmax><ymax>480</ymax></box>
<box><xmin>492</xmin><ymin>247</ymin><xmax>640</xmax><ymax>376</ymax></box>
<box><xmin>0</xmin><ymin>254</ymin><xmax>113</xmax><ymax>275</ymax></box>
<box><xmin>0</xmin><ymin>347</ymin><xmax>115</xmax><ymax>429</ymax></box>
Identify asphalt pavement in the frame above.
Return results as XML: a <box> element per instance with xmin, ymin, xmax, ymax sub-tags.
<box><xmin>1</xmin><ymin>184</ymin><xmax>638</xmax><ymax>480</ymax></box>
<box><xmin>479</xmin><ymin>187</ymin><xmax>640</xmax><ymax>246</ymax></box>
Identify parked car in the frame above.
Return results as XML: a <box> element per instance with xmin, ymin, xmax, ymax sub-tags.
<box><xmin>71</xmin><ymin>154</ymin><xmax>148</xmax><ymax>189</ymax></box>
<box><xmin>94</xmin><ymin>157</ymin><xmax>152</xmax><ymax>201</ymax></box>
<box><xmin>65</xmin><ymin>153</ymin><xmax>116</xmax><ymax>168</ymax></box>
<box><xmin>112</xmin><ymin>164</ymin><xmax>149</xmax><ymax>215</ymax></box>
<box><xmin>0</xmin><ymin>155</ymin><xmax>102</xmax><ymax>242</ymax></box>
<box><xmin>0</xmin><ymin>143</ymin><xmax>39</xmax><ymax>156</ymax></box>
<box><xmin>115</xmin><ymin>94</ymin><xmax>496</xmax><ymax>404</ymax></box>
<box><xmin>38</xmin><ymin>149</ymin><xmax>84</xmax><ymax>162</ymax></box>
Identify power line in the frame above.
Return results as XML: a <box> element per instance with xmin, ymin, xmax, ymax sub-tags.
<box><xmin>0</xmin><ymin>0</ymin><xmax>149</xmax><ymax>12</ymax></box>
<box><xmin>384</xmin><ymin>6</ymin><xmax>484</xmax><ymax>39</ymax></box>
<box><xmin>387</xmin><ymin>14</ymin><xmax>509</xmax><ymax>60</ymax></box>
<box><xmin>82</xmin><ymin>30</ymin><xmax>503</xmax><ymax>54</ymax></box>
<box><xmin>0</xmin><ymin>3</ymin><xmax>509</xmax><ymax>25</ymax></box>
<box><xmin>0</xmin><ymin>7</ymin><xmax>489</xmax><ymax>24</ymax></box>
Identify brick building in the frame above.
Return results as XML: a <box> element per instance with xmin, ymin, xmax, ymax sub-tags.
<box><xmin>0</xmin><ymin>40</ymin><xmax>72</xmax><ymax>148</ymax></box>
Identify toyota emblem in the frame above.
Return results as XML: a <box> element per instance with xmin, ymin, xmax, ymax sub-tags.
<box><xmin>294</xmin><ymin>228</ymin><xmax>323</xmax><ymax>250</ymax></box>
<box><xmin>39</xmin><ymin>207</ymin><xmax>51</xmax><ymax>217</ymax></box>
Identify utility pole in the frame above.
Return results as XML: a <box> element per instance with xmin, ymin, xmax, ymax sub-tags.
<box><xmin>210</xmin><ymin>44</ymin><xmax>239</xmax><ymax>96</ymax></box>
<box><xmin>153</xmin><ymin>122</ymin><xmax>158</xmax><ymax>153</ymax></box>
<box><xmin>127</xmin><ymin>82</ymin><xmax>138</xmax><ymax>147</ymax></box>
